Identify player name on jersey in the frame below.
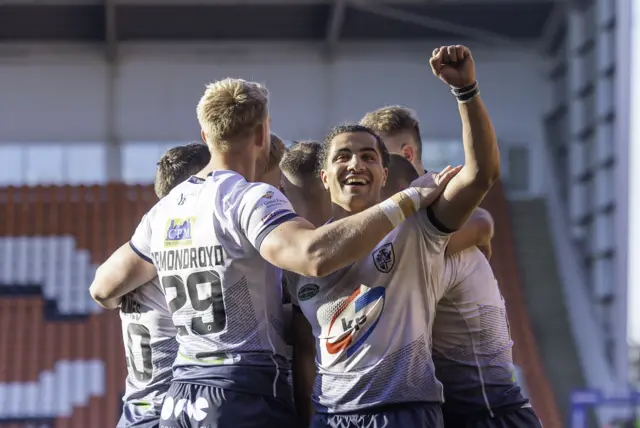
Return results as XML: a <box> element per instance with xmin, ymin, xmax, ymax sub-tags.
<box><xmin>151</xmin><ymin>245</ymin><xmax>224</xmax><ymax>273</ymax></box>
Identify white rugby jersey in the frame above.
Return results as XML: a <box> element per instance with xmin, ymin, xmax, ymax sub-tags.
<box><xmin>118</xmin><ymin>278</ymin><xmax>178</xmax><ymax>427</ymax></box>
<box><xmin>286</xmin><ymin>209</ymin><xmax>451</xmax><ymax>413</ymax></box>
<box><xmin>129</xmin><ymin>171</ymin><xmax>297</xmax><ymax>397</ymax></box>
<box><xmin>433</xmin><ymin>247</ymin><xmax>526</xmax><ymax>416</ymax></box>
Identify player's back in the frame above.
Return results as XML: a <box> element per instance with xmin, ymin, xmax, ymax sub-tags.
<box><xmin>118</xmin><ymin>278</ymin><xmax>177</xmax><ymax>428</ymax></box>
<box><xmin>143</xmin><ymin>171</ymin><xmax>291</xmax><ymax>397</ymax></box>
<box><xmin>432</xmin><ymin>247</ymin><xmax>528</xmax><ymax>421</ymax></box>
<box><xmin>287</xmin><ymin>209</ymin><xmax>450</xmax><ymax>413</ymax></box>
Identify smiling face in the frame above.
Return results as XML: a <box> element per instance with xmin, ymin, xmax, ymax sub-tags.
<box><xmin>320</xmin><ymin>131</ymin><xmax>388</xmax><ymax>214</ymax></box>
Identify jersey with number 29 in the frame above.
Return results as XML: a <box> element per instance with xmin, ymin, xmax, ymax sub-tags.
<box><xmin>286</xmin><ymin>209</ymin><xmax>451</xmax><ymax>413</ymax></box>
<box><xmin>118</xmin><ymin>278</ymin><xmax>178</xmax><ymax>427</ymax></box>
<box><xmin>129</xmin><ymin>171</ymin><xmax>297</xmax><ymax>397</ymax></box>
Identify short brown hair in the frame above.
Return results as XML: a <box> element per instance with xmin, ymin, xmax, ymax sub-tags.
<box><xmin>387</xmin><ymin>154</ymin><xmax>419</xmax><ymax>185</ymax></box>
<box><xmin>280</xmin><ymin>141</ymin><xmax>322</xmax><ymax>180</ymax></box>
<box><xmin>196</xmin><ymin>78</ymin><xmax>269</xmax><ymax>150</ymax></box>
<box><xmin>154</xmin><ymin>143</ymin><xmax>211</xmax><ymax>199</ymax></box>
<box><xmin>268</xmin><ymin>133</ymin><xmax>286</xmax><ymax>172</ymax></box>
<box><xmin>359</xmin><ymin>106</ymin><xmax>422</xmax><ymax>158</ymax></box>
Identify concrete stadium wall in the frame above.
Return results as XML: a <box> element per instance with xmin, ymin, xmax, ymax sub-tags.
<box><xmin>0</xmin><ymin>42</ymin><xmax>551</xmax><ymax>194</ymax></box>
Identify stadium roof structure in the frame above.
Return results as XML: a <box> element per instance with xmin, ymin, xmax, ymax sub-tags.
<box><xmin>0</xmin><ymin>0</ymin><xmax>564</xmax><ymax>55</ymax></box>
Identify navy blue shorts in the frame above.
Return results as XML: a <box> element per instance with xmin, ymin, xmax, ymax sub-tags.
<box><xmin>311</xmin><ymin>403</ymin><xmax>443</xmax><ymax>428</ymax></box>
<box><xmin>117</xmin><ymin>403</ymin><xmax>161</xmax><ymax>428</ymax></box>
<box><xmin>443</xmin><ymin>406</ymin><xmax>542</xmax><ymax>428</ymax></box>
<box><xmin>158</xmin><ymin>382</ymin><xmax>299</xmax><ymax>428</ymax></box>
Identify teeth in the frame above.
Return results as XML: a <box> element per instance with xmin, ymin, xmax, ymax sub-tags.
<box><xmin>345</xmin><ymin>178</ymin><xmax>366</xmax><ymax>185</ymax></box>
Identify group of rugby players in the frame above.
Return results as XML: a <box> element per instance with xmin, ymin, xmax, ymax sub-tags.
<box><xmin>90</xmin><ymin>45</ymin><xmax>542</xmax><ymax>428</ymax></box>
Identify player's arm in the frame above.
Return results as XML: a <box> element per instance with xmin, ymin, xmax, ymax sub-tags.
<box><xmin>90</xmin><ymin>211</ymin><xmax>157</xmax><ymax>309</ymax></box>
<box><xmin>90</xmin><ymin>242</ymin><xmax>157</xmax><ymax>309</ymax></box>
<box><xmin>427</xmin><ymin>46</ymin><xmax>500</xmax><ymax>231</ymax></box>
<box><xmin>254</xmin><ymin>169</ymin><xmax>458</xmax><ymax>277</ymax></box>
<box><xmin>445</xmin><ymin>208</ymin><xmax>494</xmax><ymax>256</ymax></box>
<box><xmin>291</xmin><ymin>306</ymin><xmax>316</xmax><ymax>425</ymax></box>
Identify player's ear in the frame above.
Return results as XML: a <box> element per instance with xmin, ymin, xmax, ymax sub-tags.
<box><xmin>381</xmin><ymin>167</ymin><xmax>388</xmax><ymax>188</ymax></box>
<box><xmin>201</xmin><ymin>130</ymin><xmax>208</xmax><ymax>145</ymax></box>
<box><xmin>254</xmin><ymin>121</ymin><xmax>267</xmax><ymax>148</ymax></box>
<box><xmin>402</xmin><ymin>145</ymin><xmax>415</xmax><ymax>164</ymax></box>
<box><xmin>320</xmin><ymin>169</ymin><xmax>330</xmax><ymax>190</ymax></box>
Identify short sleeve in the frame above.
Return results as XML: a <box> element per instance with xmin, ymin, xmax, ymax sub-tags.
<box><xmin>129</xmin><ymin>213</ymin><xmax>153</xmax><ymax>264</ymax></box>
<box><xmin>411</xmin><ymin>208</ymin><xmax>452</xmax><ymax>254</ymax></box>
<box><xmin>236</xmin><ymin>183</ymin><xmax>298</xmax><ymax>251</ymax></box>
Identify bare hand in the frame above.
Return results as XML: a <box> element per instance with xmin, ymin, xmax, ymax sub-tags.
<box><xmin>429</xmin><ymin>45</ymin><xmax>476</xmax><ymax>88</ymax></box>
<box><xmin>410</xmin><ymin>165</ymin><xmax>462</xmax><ymax>210</ymax></box>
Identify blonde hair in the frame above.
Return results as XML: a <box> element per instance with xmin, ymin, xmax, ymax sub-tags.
<box><xmin>360</xmin><ymin>105</ymin><xmax>422</xmax><ymax>157</ymax></box>
<box><xmin>196</xmin><ymin>78</ymin><xmax>269</xmax><ymax>150</ymax></box>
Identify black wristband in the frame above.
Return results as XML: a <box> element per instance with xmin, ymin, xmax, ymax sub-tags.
<box><xmin>450</xmin><ymin>81</ymin><xmax>478</xmax><ymax>96</ymax></box>
<box><xmin>450</xmin><ymin>81</ymin><xmax>480</xmax><ymax>103</ymax></box>
<box><xmin>456</xmin><ymin>87</ymin><xmax>480</xmax><ymax>103</ymax></box>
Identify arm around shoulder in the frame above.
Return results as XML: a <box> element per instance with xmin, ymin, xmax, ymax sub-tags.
<box><xmin>89</xmin><ymin>242</ymin><xmax>157</xmax><ymax>309</ymax></box>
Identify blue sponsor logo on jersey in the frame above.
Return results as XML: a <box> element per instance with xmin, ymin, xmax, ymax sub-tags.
<box><xmin>164</xmin><ymin>217</ymin><xmax>195</xmax><ymax>247</ymax></box>
<box><xmin>325</xmin><ymin>285</ymin><xmax>385</xmax><ymax>360</ymax></box>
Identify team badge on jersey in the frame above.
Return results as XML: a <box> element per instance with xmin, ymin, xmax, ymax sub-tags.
<box><xmin>261</xmin><ymin>191</ymin><xmax>274</xmax><ymax>199</ymax></box>
<box><xmin>298</xmin><ymin>284</ymin><xmax>319</xmax><ymax>301</ymax></box>
<box><xmin>164</xmin><ymin>217</ymin><xmax>195</xmax><ymax>247</ymax></box>
<box><xmin>372</xmin><ymin>243</ymin><xmax>395</xmax><ymax>273</ymax></box>
<box><xmin>322</xmin><ymin>285</ymin><xmax>385</xmax><ymax>365</ymax></box>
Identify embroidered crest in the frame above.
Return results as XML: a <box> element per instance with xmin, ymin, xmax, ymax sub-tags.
<box><xmin>298</xmin><ymin>284</ymin><xmax>320</xmax><ymax>301</ymax></box>
<box><xmin>372</xmin><ymin>243</ymin><xmax>395</xmax><ymax>273</ymax></box>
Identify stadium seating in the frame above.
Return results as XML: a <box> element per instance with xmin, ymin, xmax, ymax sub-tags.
<box><xmin>0</xmin><ymin>182</ymin><xmax>563</xmax><ymax>427</ymax></box>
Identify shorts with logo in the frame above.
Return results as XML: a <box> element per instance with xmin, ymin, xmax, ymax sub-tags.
<box><xmin>117</xmin><ymin>403</ymin><xmax>161</xmax><ymax>428</ymax></box>
<box><xmin>159</xmin><ymin>381</ymin><xmax>299</xmax><ymax>428</ymax></box>
<box><xmin>311</xmin><ymin>403</ymin><xmax>443</xmax><ymax>428</ymax></box>
<box><xmin>443</xmin><ymin>404</ymin><xmax>541</xmax><ymax>428</ymax></box>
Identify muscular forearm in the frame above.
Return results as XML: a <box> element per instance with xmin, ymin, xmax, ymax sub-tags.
<box><xmin>458</xmin><ymin>95</ymin><xmax>500</xmax><ymax>187</ymax></box>
<box><xmin>262</xmin><ymin>208</ymin><xmax>395</xmax><ymax>277</ymax></box>
<box><xmin>445</xmin><ymin>208</ymin><xmax>494</xmax><ymax>256</ymax></box>
<box><xmin>433</xmin><ymin>96</ymin><xmax>500</xmax><ymax>230</ymax></box>
<box><xmin>303</xmin><ymin>207</ymin><xmax>394</xmax><ymax>277</ymax></box>
<box><xmin>90</xmin><ymin>265</ymin><xmax>130</xmax><ymax>309</ymax></box>
<box><xmin>89</xmin><ymin>243</ymin><xmax>156</xmax><ymax>308</ymax></box>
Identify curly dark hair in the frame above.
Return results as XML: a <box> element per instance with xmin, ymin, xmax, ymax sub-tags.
<box><xmin>319</xmin><ymin>124</ymin><xmax>390</xmax><ymax>171</ymax></box>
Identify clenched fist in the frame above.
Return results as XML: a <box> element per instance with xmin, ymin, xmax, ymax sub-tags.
<box><xmin>429</xmin><ymin>45</ymin><xmax>476</xmax><ymax>89</ymax></box>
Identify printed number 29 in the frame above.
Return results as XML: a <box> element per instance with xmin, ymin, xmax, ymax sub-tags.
<box><xmin>126</xmin><ymin>323</ymin><xmax>152</xmax><ymax>382</ymax></box>
<box><xmin>161</xmin><ymin>270</ymin><xmax>227</xmax><ymax>336</ymax></box>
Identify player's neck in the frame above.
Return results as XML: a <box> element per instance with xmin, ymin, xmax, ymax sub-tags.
<box><xmin>197</xmin><ymin>154</ymin><xmax>258</xmax><ymax>182</ymax></box>
<box><xmin>302</xmin><ymin>200</ymin><xmax>332</xmax><ymax>228</ymax></box>
<box><xmin>416</xmin><ymin>163</ymin><xmax>426</xmax><ymax>175</ymax></box>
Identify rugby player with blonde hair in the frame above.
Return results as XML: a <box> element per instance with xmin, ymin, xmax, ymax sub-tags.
<box><xmin>90</xmin><ymin>77</ymin><xmax>455</xmax><ymax>427</ymax></box>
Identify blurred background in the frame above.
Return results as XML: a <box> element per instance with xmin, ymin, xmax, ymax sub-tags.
<box><xmin>0</xmin><ymin>0</ymin><xmax>637</xmax><ymax>427</ymax></box>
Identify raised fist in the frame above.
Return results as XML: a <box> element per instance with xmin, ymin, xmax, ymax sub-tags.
<box><xmin>429</xmin><ymin>45</ymin><xmax>476</xmax><ymax>88</ymax></box>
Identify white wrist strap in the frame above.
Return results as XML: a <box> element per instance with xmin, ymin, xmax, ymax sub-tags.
<box><xmin>380</xmin><ymin>198</ymin><xmax>405</xmax><ymax>228</ymax></box>
<box><xmin>404</xmin><ymin>187</ymin><xmax>421</xmax><ymax>212</ymax></box>
<box><xmin>380</xmin><ymin>188</ymin><xmax>421</xmax><ymax>228</ymax></box>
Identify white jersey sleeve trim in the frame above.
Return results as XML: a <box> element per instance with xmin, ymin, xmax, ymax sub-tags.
<box><xmin>130</xmin><ymin>212</ymin><xmax>153</xmax><ymax>263</ymax></box>
<box><xmin>236</xmin><ymin>183</ymin><xmax>298</xmax><ymax>251</ymax></box>
<box><xmin>129</xmin><ymin>241</ymin><xmax>153</xmax><ymax>264</ymax></box>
